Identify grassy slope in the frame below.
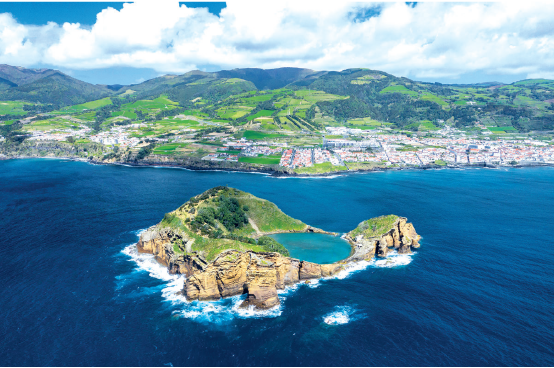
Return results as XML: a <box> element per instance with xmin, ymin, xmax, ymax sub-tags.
<box><xmin>238</xmin><ymin>156</ymin><xmax>280</xmax><ymax>165</ymax></box>
<box><xmin>348</xmin><ymin>215</ymin><xmax>399</xmax><ymax>239</ymax></box>
<box><xmin>159</xmin><ymin>187</ymin><xmax>306</xmax><ymax>260</ymax></box>
<box><xmin>233</xmin><ymin>190</ymin><xmax>306</xmax><ymax>233</ymax></box>
<box><xmin>294</xmin><ymin>162</ymin><xmax>348</xmax><ymax>174</ymax></box>
<box><xmin>0</xmin><ymin>101</ymin><xmax>31</xmax><ymax>115</ymax></box>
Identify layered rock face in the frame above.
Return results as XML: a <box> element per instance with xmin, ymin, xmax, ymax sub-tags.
<box><xmin>137</xmin><ymin>226</ymin><xmax>208</xmax><ymax>276</ymax></box>
<box><xmin>136</xmin><ymin>216</ymin><xmax>420</xmax><ymax>311</ymax></box>
<box><xmin>184</xmin><ymin>250</ymin><xmax>339</xmax><ymax>309</ymax></box>
<box><xmin>345</xmin><ymin>217</ymin><xmax>420</xmax><ymax>261</ymax></box>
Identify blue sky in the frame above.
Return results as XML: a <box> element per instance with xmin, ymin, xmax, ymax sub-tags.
<box><xmin>0</xmin><ymin>2</ymin><xmax>551</xmax><ymax>85</ymax></box>
<box><xmin>0</xmin><ymin>2</ymin><xmax>226</xmax><ymax>25</ymax></box>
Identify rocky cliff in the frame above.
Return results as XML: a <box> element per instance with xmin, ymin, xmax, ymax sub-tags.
<box><xmin>344</xmin><ymin>215</ymin><xmax>420</xmax><ymax>261</ymax></box>
<box><xmin>136</xmin><ymin>193</ymin><xmax>420</xmax><ymax>311</ymax></box>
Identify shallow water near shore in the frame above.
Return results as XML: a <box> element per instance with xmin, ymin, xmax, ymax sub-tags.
<box><xmin>269</xmin><ymin>232</ymin><xmax>352</xmax><ymax>264</ymax></box>
<box><xmin>1</xmin><ymin>159</ymin><xmax>554</xmax><ymax>366</ymax></box>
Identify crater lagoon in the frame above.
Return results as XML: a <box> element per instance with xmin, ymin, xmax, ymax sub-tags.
<box><xmin>269</xmin><ymin>232</ymin><xmax>352</xmax><ymax>264</ymax></box>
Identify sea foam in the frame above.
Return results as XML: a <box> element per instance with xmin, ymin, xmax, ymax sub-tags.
<box><xmin>121</xmin><ymin>232</ymin><xmax>414</xmax><ymax>322</ymax></box>
<box><xmin>323</xmin><ymin>305</ymin><xmax>360</xmax><ymax>325</ymax></box>
<box><xmin>121</xmin><ymin>243</ymin><xmax>283</xmax><ymax>322</ymax></box>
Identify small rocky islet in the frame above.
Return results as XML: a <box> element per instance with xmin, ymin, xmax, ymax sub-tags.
<box><xmin>137</xmin><ymin>186</ymin><xmax>421</xmax><ymax>310</ymax></box>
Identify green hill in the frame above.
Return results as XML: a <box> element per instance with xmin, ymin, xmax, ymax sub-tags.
<box><xmin>215</xmin><ymin>67</ymin><xmax>316</xmax><ymax>90</ymax></box>
<box><xmin>0</xmin><ymin>64</ymin><xmax>552</xmax><ymax>132</ymax></box>
<box><xmin>0</xmin><ymin>72</ymin><xmax>112</xmax><ymax>107</ymax></box>
<box><xmin>0</xmin><ymin>64</ymin><xmax>60</xmax><ymax>86</ymax></box>
<box><xmin>159</xmin><ymin>186</ymin><xmax>307</xmax><ymax>260</ymax></box>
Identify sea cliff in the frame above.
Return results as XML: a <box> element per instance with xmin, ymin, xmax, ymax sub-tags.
<box><xmin>135</xmin><ymin>187</ymin><xmax>421</xmax><ymax>310</ymax></box>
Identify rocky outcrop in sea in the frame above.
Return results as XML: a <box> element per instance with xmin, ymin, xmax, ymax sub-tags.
<box><xmin>136</xmin><ymin>215</ymin><xmax>420</xmax><ymax>310</ymax></box>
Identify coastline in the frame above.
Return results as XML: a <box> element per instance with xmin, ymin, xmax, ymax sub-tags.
<box><xmin>136</xmin><ymin>194</ymin><xmax>420</xmax><ymax>310</ymax></box>
<box><xmin>2</xmin><ymin>153</ymin><xmax>553</xmax><ymax>177</ymax></box>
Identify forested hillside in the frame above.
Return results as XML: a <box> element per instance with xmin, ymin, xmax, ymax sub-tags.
<box><xmin>0</xmin><ymin>64</ymin><xmax>553</xmax><ymax>133</ymax></box>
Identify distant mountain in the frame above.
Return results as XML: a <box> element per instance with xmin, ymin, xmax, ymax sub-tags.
<box><xmin>121</xmin><ymin>67</ymin><xmax>320</xmax><ymax>105</ymax></box>
<box><xmin>0</xmin><ymin>64</ymin><xmax>59</xmax><ymax>86</ymax></box>
<box><xmin>425</xmin><ymin>81</ymin><xmax>506</xmax><ymax>88</ymax></box>
<box><xmin>0</xmin><ymin>77</ymin><xmax>17</xmax><ymax>91</ymax></box>
<box><xmin>0</xmin><ymin>71</ymin><xmax>112</xmax><ymax>106</ymax></box>
<box><xmin>215</xmin><ymin>67</ymin><xmax>317</xmax><ymax>90</ymax></box>
<box><xmin>122</xmin><ymin>70</ymin><xmax>257</xmax><ymax>106</ymax></box>
<box><xmin>0</xmin><ymin>64</ymin><xmax>552</xmax><ymax>133</ymax></box>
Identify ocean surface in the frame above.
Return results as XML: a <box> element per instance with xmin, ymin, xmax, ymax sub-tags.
<box><xmin>1</xmin><ymin>159</ymin><xmax>553</xmax><ymax>366</ymax></box>
<box><xmin>269</xmin><ymin>233</ymin><xmax>352</xmax><ymax>264</ymax></box>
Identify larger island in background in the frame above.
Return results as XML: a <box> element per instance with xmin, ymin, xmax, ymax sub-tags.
<box><xmin>0</xmin><ymin>65</ymin><xmax>553</xmax><ymax>176</ymax></box>
<box><xmin>136</xmin><ymin>186</ymin><xmax>420</xmax><ymax>310</ymax></box>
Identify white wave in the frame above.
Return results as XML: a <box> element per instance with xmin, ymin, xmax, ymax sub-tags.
<box><xmin>332</xmin><ymin>260</ymin><xmax>372</xmax><ymax>280</ymax></box>
<box><xmin>120</xmin><ymin>236</ymin><xmax>414</xmax><ymax>323</ymax></box>
<box><xmin>323</xmin><ymin>305</ymin><xmax>357</xmax><ymax>325</ymax></box>
<box><xmin>324</xmin><ymin>250</ymin><xmax>413</xmax><ymax>282</ymax></box>
<box><xmin>277</xmin><ymin>282</ymin><xmax>300</xmax><ymax>295</ymax></box>
<box><xmin>230</xmin><ymin>295</ymin><xmax>283</xmax><ymax>319</ymax></box>
<box><xmin>306</xmin><ymin>279</ymin><xmax>321</xmax><ymax>288</ymax></box>
<box><xmin>173</xmin><ymin>294</ymin><xmax>283</xmax><ymax>323</ymax></box>
<box><xmin>121</xmin><ymin>243</ymin><xmax>282</xmax><ymax>321</ymax></box>
<box><xmin>371</xmin><ymin>250</ymin><xmax>414</xmax><ymax>268</ymax></box>
<box><xmin>132</xmin><ymin>228</ymin><xmax>149</xmax><ymax>236</ymax></box>
<box><xmin>122</xmin><ymin>244</ymin><xmax>177</xmax><ymax>282</ymax></box>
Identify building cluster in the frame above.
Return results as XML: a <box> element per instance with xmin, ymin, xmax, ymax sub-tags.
<box><xmin>278</xmin><ymin>148</ymin><xmax>341</xmax><ymax>168</ymax></box>
<box><xmin>291</xmin><ymin>148</ymin><xmax>313</xmax><ymax>168</ymax></box>
<box><xmin>280</xmin><ymin>134</ymin><xmax>554</xmax><ymax>167</ymax></box>
<box><xmin>89</xmin><ymin>127</ymin><xmax>140</xmax><ymax>147</ymax></box>
<box><xmin>27</xmin><ymin>126</ymin><xmax>91</xmax><ymax>142</ymax></box>
<box><xmin>280</xmin><ymin>149</ymin><xmax>294</xmax><ymax>167</ymax></box>
<box><xmin>222</xmin><ymin>137</ymin><xmax>288</xmax><ymax>150</ymax></box>
<box><xmin>314</xmin><ymin>148</ymin><xmax>341</xmax><ymax>166</ymax></box>
<box><xmin>201</xmin><ymin>152</ymin><xmax>238</xmax><ymax>162</ymax></box>
<box><xmin>325</xmin><ymin>127</ymin><xmax>363</xmax><ymax>135</ymax></box>
<box><xmin>241</xmin><ymin>146</ymin><xmax>282</xmax><ymax>157</ymax></box>
<box><xmin>335</xmin><ymin>150</ymin><xmax>387</xmax><ymax>163</ymax></box>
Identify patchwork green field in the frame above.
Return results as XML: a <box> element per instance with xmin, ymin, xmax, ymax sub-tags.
<box><xmin>125</xmin><ymin>96</ymin><xmax>179</xmax><ymax>110</ymax></box>
<box><xmin>294</xmin><ymin>90</ymin><xmax>348</xmax><ymax>103</ymax></box>
<box><xmin>294</xmin><ymin>162</ymin><xmax>348</xmax><ymax>174</ymax></box>
<box><xmin>238</xmin><ymin>156</ymin><xmax>281</xmax><ymax>165</ymax></box>
<box><xmin>380</xmin><ymin>84</ymin><xmax>419</xmax><ymax>97</ymax></box>
<box><xmin>217</xmin><ymin>107</ymin><xmax>252</xmax><ymax>119</ymax></box>
<box><xmin>247</xmin><ymin>110</ymin><xmax>274</xmax><ymax>120</ymax></box>
<box><xmin>22</xmin><ymin>118</ymin><xmax>82</xmax><ymax>132</ymax></box>
<box><xmin>131</xmin><ymin>119</ymin><xmax>202</xmax><ymax>137</ymax></box>
<box><xmin>152</xmin><ymin>143</ymin><xmax>189</xmax><ymax>155</ymax></box>
<box><xmin>75</xmin><ymin>112</ymin><xmax>96</xmax><ymax>121</ymax></box>
<box><xmin>488</xmin><ymin>126</ymin><xmax>517</xmax><ymax>132</ymax></box>
<box><xmin>61</xmin><ymin>97</ymin><xmax>112</xmax><ymax>113</ymax></box>
<box><xmin>3</xmin><ymin>65</ymin><xmax>554</xmax><ymax>157</ymax></box>
<box><xmin>111</xmin><ymin>109</ymin><xmax>137</xmax><ymax>119</ymax></box>
<box><xmin>420</xmin><ymin>93</ymin><xmax>448</xmax><ymax>107</ymax></box>
<box><xmin>242</xmin><ymin>130</ymin><xmax>287</xmax><ymax>140</ymax></box>
<box><xmin>0</xmin><ymin>101</ymin><xmax>30</xmax><ymax>116</ymax></box>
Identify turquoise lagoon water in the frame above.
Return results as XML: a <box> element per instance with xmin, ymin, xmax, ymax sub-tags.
<box><xmin>269</xmin><ymin>232</ymin><xmax>352</xmax><ymax>264</ymax></box>
<box><xmin>1</xmin><ymin>159</ymin><xmax>554</xmax><ymax>366</ymax></box>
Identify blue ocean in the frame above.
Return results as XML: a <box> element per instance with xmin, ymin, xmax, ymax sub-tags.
<box><xmin>1</xmin><ymin>159</ymin><xmax>553</xmax><ymax>366</ymax></box>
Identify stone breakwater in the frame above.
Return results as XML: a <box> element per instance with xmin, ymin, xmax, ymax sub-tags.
<box><xmin>136</xmin><ymin>217</ymin><xmax>420</xmax><ymax>310</ymax></box>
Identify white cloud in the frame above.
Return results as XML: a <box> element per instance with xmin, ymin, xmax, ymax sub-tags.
<box><xmin>0</xmin><ymin>1</ymin><xmax>554</xmax><ymax>81</ymax></box>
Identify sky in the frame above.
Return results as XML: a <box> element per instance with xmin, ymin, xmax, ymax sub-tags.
<box><xmin>0</xmin><ymin>1</ymin><xmax>553</xmax><ymax>85</ymax></box>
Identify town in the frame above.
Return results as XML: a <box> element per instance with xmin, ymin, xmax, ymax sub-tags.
<box><xmin>5</xmin><ymin>113</ymin><xmax>554</xmax><ymax>172</ymax></box>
